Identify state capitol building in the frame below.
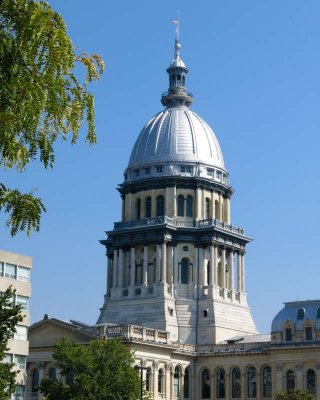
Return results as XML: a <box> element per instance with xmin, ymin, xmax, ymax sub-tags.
<box><xmin>26</xmin><ymin>35</ymin><xmax>320</xmax><ymax>400</ymax></box>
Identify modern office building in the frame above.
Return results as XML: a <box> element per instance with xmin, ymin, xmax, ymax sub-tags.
<box><xmin>0</xmin><ymin>250</ymin><xmax>32</xmax><ymax>399</ymax></box>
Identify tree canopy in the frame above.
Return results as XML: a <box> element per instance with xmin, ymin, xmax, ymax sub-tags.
<box><xmin>0</xmin><ymin>286</ymin><xmax>24</xmax><ymax>400</ymax></box>
<box><xmin>40</xmin><ymin>338</ymin><xmax>141</xmax><ymax>400</ymax></box>
<box><xmin>0</xmin><ymin>0</ymin><xmax>104</xmax><ymax>236</ymax></box>
<box><xmin>276</xmin><ymin>389</ymin><xmax>314</xmax><ymax>400</ymax></box>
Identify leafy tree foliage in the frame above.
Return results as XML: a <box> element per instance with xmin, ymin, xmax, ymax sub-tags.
<box><xmin>0</xmin><ymin>0</ymin><xmax>104</xmax><ymax>236</ymax></box>
<box><xmin>40</xmin><ymin>338</ymin><xmax>141</xmax><ymax>400</ymax></box>
<box><xmin>276</xmin><ymin>389</ymin><xmax>314</xmax><ymax>400</ymax></box>
<box><xmin>0</xmin><ymin>286</ymin><xmax>23</xmax><ymax>399</ymax></box>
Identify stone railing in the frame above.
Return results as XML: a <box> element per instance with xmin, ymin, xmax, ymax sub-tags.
<box><xmin>113</xmin><ymin>217</ymin><xmax>245</xmax><ymax>236</ymax></box>
<box><xmin>197</xmin><ymin>341</ymin><xmax>270</xmax><ymax>354</ymax></box>
<box><xmin>98</xmin><ymin>324</ymin><xmax>170</xmax><ymax>344</ymax></box>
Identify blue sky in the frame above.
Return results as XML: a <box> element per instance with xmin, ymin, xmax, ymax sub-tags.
<box><xmin>2</xmin><ymin>0</ymin><xmax>320</xmax><ymax>333</ymax></box>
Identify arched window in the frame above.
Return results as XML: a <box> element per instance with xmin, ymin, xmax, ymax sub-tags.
<box><xmin>205</xmin><ymin>198</ymin><xmax>210</xmax><ymax>219</ymax></box>
<box><xmin>177</xmin><ymin>74</ymin><xmax>181</xmax><ymax>86</ymax></box>
<box><xmin>184</xmin><ymin>367</ymin><xmax>190</xmax><ymax>399</ymax></box>
<box><xmin>247</xmin><ymin>367</ymin><xmax>257</xmax><ymax>398</ymax></box>
<box><xmin>181</xmin><ymin>258</ymin><xmax>189</xmax><ymax>284</ymax></box>
<box><xmin>186</xmin><ymin>195</ymin><xmax>193</xmax><ymax>217</ymax></box>
<box><xmin>217</xmin><ymin>262</ymin><xmax>222</xmax><ymax>287</ymax></box>
<box><xmin>215</xmin><ymin>200</ymin><xmax>220</xmax><ymax>220</ymax></box>
<box><xmin>146</xmin><ymin>197</ymin><xmax>152</xmax><ymax>218</ymax></box>
<box><xmin>136</xmin><ymin>198</ymin><xmax>141</xmax><ymax>220</ymax></box>
<box><xmin>145</xmin><ymin>368</ymin><xmax>151</xmax><ymax>392</ymax></box>
<box><xmin>178</xmin><ymin>195</ymin><xmax>184</xmax><ymax>217</ymax></box>
<box><xmin>306</xmin><ymin>369</ymin><xmax>315</xmax><ymax>394</ymax></box>
<box><xmin>49</xmin><ymin>367</ymin><xmax>57</xmax><ymax>380</ymax></box>
<box><xmin>262</xmin><ymin>366</ymin><xmax>272</xmax><ymax>397</ymax></box>
<box><xmin>216</xmin><ymin>368</ymin><xmax>225</xmax><ymax>399</ymax></box>
<box><xmin>317</xmin><ymin>307</ymin><xmax>320</xmax><ymax>319</ymax></box>
<box><xmin>182</xmin><ymin>76</ymin><xmax>185</xmax><ymax>86</ymax></box>
<box><xmin>287</xmin><ymin>370</ymin><xmax>295</xmax><ymax>392</ymax></box>
<box><xmin>174</xmin><ymin>366</ymin><xmax>180</xmax><ymax>398</ymax></box>
<box><xmin>202</xmin><ymin>369</ymin><xmax>211</xmax><ymax>399</ymax></box>
<box><xmin>157</xmin><ymin>195</ymin><xmax>165</xmax><ymax>217</ymax></box>
<box><xmin>297</xmin><ymin>308</ymin><xmax>305</xmax><ymax>320</ymax></box>
<box><xmin>158</xmin><ymin>368</ymin><xmax>164</xmax><ymax>394</ymax></box>
<box><xmin>32</xmin><ymin>369</ymin><xmax>39</xmax><ymax>392</ymax></box>
<box><xmin>232</xmin><ymin>367</ymin><xmax>241</xmax><ymax>398</ymax></box>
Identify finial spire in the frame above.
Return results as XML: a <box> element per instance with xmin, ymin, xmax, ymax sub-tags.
<box><xmin>161</xmin><ymin>13</ymin><xmax>193</xmax><ymax>108</ymax></box>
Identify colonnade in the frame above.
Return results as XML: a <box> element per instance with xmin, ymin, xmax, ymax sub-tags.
<box><xmin>107</xmin><ymin>243</ymin><xmax>246</xmax><ymax>299</ymax></box>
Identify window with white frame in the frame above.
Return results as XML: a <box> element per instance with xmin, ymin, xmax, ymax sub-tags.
<box><xmin>0</xmin><ymin>262</ymin><xmax>3</xmax><ymax>276</ymax></box>
<box><xmin>5</xmin><ymin>263</ymin><xmax>17</xmax><ymax>279</ymax></box>
<box><xmin>207</xmin><ymin>168</ymin><xmax>214</xmax><ymax>176</ymax></box>
<box><xmin>14</xmin><ymin>355</ymin><xmax>26</xmax><ymax>370</ymax></box>
<box><xmin>180</xmin><ymin>165</ymin><xmax>192</xmax><ymax>173</ymax></box>
<box><xmin>16</xmin><ymin>295</ymin><xmax>29</xmax><ymax>311</ymax></box>
<box><xmin>17</xmin><ymin>267</ymin><xmax>30</xmax><ymax>282</ymax></box>
<box><xmin>14</xmin><ymin>325</ymin><xmax>28</xmax><ymax>341</ymax></box>
<box><xmin>3</xmin><ymin>353</ymin><xmax>13</xmax><ymax>363</ymax></box>
<box><xmin>144</xmin><ymin>167</ymin><xmax>150</xmax><ymax>175</ymax></box>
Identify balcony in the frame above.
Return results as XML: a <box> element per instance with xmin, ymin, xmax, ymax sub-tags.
<box><xmin>113</xmin><ymin>217</ymin><xmax>245</xmax><ymax>236</ymax></box>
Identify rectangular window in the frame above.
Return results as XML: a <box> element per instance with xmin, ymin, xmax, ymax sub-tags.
<box><xmin>5</xmin><ymin>263</ymin><xmax>17</xmax><ymax>279</ymax></box>
<box><xmin>144</xmin><ymin>167</ymin><xmax>150</xmax><ymax>175</ymax></box>
<box><xmin>0</xmin><ymin>262</ymin><xmax>3</xmax><ymax>276</ymax></box>
<box><xmin>305</xmin><ymin>326</ymin><xmax>313</xmax><ymax>340</ymax></box>
<box><xmin>17</xmin><ymin>267</ymin><xmax>30</xmax><ymax>282</ymax></box>
<box><xmin>3</xmin><ymin>353</ymin><xmax>13</xmax><ymax>363</ymax></box>
<box><xmin>285</xmin><ymin>328</ymin><xmax>292</xmax><ymax>342</ymax></box>
<box><xmin>16</xmin><ymin>296</ymin><xmax>29</xmax><ymax>311</ymax></box>
<box><xmin>216</xmin><ymin>171</ymin><xmax>222</xmax><ymax>180</ymax></box>
<box><xmin>207</xmin><ymin>169</ymin><xmax>214</xmax><ymax>176</ymax></box>
<box><xmin>156</xmin><ymin>165</ymin><xmax>163</xmax><ymax>173</ymax></box>
<box><xmin>180</xmin><ymin>165</ymin><xmax>192</xmax><ymax>173</ymax></box>
<box><xmin>14</xmin><ymin>355</ymin><xmax>26</xmax><ymax>369</ymax></box>
<box><xmin>135</xmin><ymin>169</ymin><xmax>140</xmax><ymax>177</ymax></box>
<box><xmin>14</xmin><ymin>325</ymin><xmax>28</xmax><ymax>341</ymax></box>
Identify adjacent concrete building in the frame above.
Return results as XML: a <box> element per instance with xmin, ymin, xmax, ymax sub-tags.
<box><xmin>0</xmin><ymin>250</ymin><xmax>32</xmax><ymax>399</ymax></box>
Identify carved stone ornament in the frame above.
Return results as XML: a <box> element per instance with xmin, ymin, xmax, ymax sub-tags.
<box><xmin>315</xmin><ymin>362</ymin><xmax>320</xmax><ymax>371</ymax></box>
<box><xmin>37</xmin><ymin>361</ymin><xmax>46</xmax><ymax>369</ymax></box>
<box><xmin>295</xmin><ymin>363</ymin><xmax>304</xmax><ymax>371</ymax></box>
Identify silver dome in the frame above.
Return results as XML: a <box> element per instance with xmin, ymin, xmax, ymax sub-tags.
<box><xmin>128</xmin><ymin>106</ymin><xmax>225</xmax><ymax>170</ymax></box>
<box><xmin>271</xmin><ymin>300</ymin><xmax>320</xmax><ymax>333</ymax></box>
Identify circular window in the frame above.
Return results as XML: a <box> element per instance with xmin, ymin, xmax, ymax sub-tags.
<box><xmin>183</xmin><ymin>245</ymin><xmax>189</xmax><ymax>252</ymax></box>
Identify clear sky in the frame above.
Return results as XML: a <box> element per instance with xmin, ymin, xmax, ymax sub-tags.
<box><xmin>2</xmin><ymin>0</ymin><xmax>320</xmax><ymax>334</ymax></box>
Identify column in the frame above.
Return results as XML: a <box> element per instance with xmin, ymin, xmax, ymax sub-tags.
<box><xmin>118</xmin><ymin>248</ymin><xmax>124</xmax><ymax>287</ymax></box>
<box><xmin>275</xmin><ymin>364</ymin><xmax>284</xmax><ymax>392</ymax></box>
<box><xmin>107</xmin><ymin>256</ymin><xmax>112</xmax><ymax>293</ymax></box>
<box><xmin>156</xmin><ymin>244</ymin><xmax>161</xmax><ymax>282</ymax></box>
<box><xmin>166</xmin><ymin>365</ymin><xmax>171</xmax><ymax>400</ymax></box>
<box><xmin>226</xmin><ymin>197</ymin><xmax>231</xmax><ymax>223</ymax></box>
<box><xmin>161</xmin><ymin>242</ymin><xmax>167</xmax><ymax>283</ymax></box>
<box><xmin>143</xmin><ymin>245</ymin><xmax>148</xmax><ymax>285</ymax></box>
<box><xmin>130</xmin><ymin>247</ymin><xmax>135</xmax><ymax>287</ymax></box>
<box><xmin>214</xmin><ymin>245</ymin><xmax>218</xmax><ymax>285</ymax></box>
<box><xmin>165</xmin><ymin>187</ymin><xmax>170</xmax><ymax>216</ymax></box>
<box><xmin>296</xmin><ymin>363</ymin><xmax>303</xmax><ymax>389</ymax></box>
<box><xmin>113</xmin><ymin>250</ymin><xmax>118</xmax><ymax>288</ymax></box>
<box><xmin>241</xmin><ymin>252</ymin><xmax>246</xmax><ymax>292</ymax></box>
<box><xmin>202</xmin><ymin>188</ymin><xmax>205</xmax><ymax>219</ymax></box>
<box><xmin>256</xmin><ymin>371</ymin><xmax>261</xmax><ymax>400</ymax></box>
<box><xmin>210</xmin><ymin>370</ymin><xmax>214</xmax><ymax>400</ymax></box>
<box><xmin>221</xmin><ymin>247</ymin><xmax>226</xmax><ymax>289</ymax></box>
<box><xmin>37</xmin><ymin>362</ymin><xmax>46</xmax><ymax>400</ymax></box>
<box><xmin>151</xmin><ymin>189</ymin><xmax>156</xmax><ymax>217</ymax></box>
<box><xmin>173</xmin><ymin>186</ymin><xmax>177</xmax><ymax>217</ymax></box>
<box><xmin>199</xmin><ymin>247</ymin><xmax>204</xmax><ymax>286</ymax></box>
<box><xmin>209</xmin><ymin>245</ymin><xmax>214</xmax><ymax>286</ymax></box>
<box><xmin>229</xmin><ymin>250</ymin><xmax>234</xmax><ymax>290</ymax></box>
<box><xmin>219</xmin><ymin>194</ymin><xmax>223</xmax><ymax>221</ymax></box>
<box><xmin>241</xmin><ymin>371</ymin><xmax>246</xmax><ymax>400</ymax></box>
<box><xmin>173</xmin><ymin>245</ymin><xmax>178</xmax><ymax>284</ymax></box>
<box><xmin>225</xmin><ymin>372</ymin><xmax>230</xmax><ymax>400</ymax></box>
<box><xmin>153</xmin><ymin>363</ymin><xmax>159</xmax><ymax>400</ymax></box>
<box><xmin>237</xmin><ymin>252</ymin><xmax>241</xmax><ymax>292</ymax></box>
